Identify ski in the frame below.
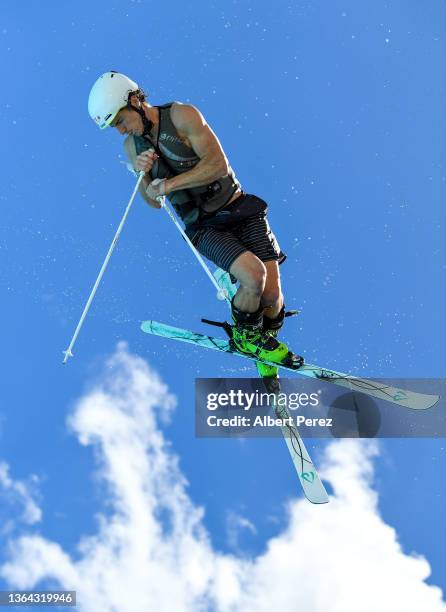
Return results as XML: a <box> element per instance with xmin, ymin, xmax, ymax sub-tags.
<box><xmin>213</xmin><ymin>269</ymin><xmax>329</xmax><ymax>502</ymax></box>
<box><xmin>140</xmin><ymin>320</ymin><xmax>439</xmax><ymax>410</ymax></box>
<box><xmin>276</xmin><ymin>402</ymin><xmax>329</xmax><ymax>504</ymax></box>
<box><xmin>262</xmin><ymin>379</ymin><xmax>328</xmax><ymax>504</ymax></box>
<box><xmin>141</xmin><ymin>318</ymin><xmax>329</xmax><ymax>504</ymax></box>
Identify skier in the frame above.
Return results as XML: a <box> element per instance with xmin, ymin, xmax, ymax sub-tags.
<box><xmin>88</xmin><ymin>71</ymin><xmax>303</xmax><ymax>376</ymax></box>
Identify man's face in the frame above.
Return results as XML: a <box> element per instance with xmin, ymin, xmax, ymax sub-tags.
<box><xmin>111</xmin><ymin>105</ymin><xmax>143</xmax><ymax>136</ymax></box>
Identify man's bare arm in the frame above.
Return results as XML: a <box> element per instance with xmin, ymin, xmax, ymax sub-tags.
<box><xmin>164</xmin><ymin>104</ymin><xmax>230</xmax><ymax>195</ymax></box>
<box><xmin>123</xmin><ymin>137</ymin><xmax>161</xmax><ymax>208</ymax></box>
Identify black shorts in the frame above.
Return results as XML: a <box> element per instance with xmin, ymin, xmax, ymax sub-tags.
<box><xmin>188</xmin><ymin>193</ymin><xmax>286</xmax><ymax>272</ymax></box>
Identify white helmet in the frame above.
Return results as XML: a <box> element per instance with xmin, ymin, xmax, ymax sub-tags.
<box><xmin>88</xmin><ymin>71</ymin><xmax>139</xmax><ymax>129</ymax></box>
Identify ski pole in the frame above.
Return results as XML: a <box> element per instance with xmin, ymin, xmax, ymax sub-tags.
<box><xmin>62</xmin><ymin>172</ymin><xmax>145</xmax><ymax>364</ymax></box>
<box><xmin>152</xmin><ymin>180</ymin><xmax>231</xmax><ymax>306</ymax></box>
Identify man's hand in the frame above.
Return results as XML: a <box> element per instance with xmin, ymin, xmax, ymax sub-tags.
<box><xmin>134</xmin><ymin>148</ymin><xmax>158</xmax><ymax>174</ymax></box>
<box><xmin>146</xmin><ymin>178</ymin><xmax>167</xmax><ymax>203</ymax></box>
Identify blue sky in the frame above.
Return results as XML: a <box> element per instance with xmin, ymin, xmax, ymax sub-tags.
<box><xmin>1</xmin><ymin>1</ymin><xmax>445</xmax><ymax>610</ymax></box>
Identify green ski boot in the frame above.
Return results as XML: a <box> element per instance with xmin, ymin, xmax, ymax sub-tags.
<box><xmin>255</xmin><ymin>306</ymin><xmax>303</xmax><ymax>378</ymax></box>
<box><xmin>256</xmin><ymin>306</ymin><xmax>283</xmax><ymax>378</ymax></box>
<box><xmin>231</xmin><ymin>301</ymin><xmax>300</xmax><ymax>371</ymax></box>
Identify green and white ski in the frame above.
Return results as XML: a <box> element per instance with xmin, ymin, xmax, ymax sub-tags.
<box><xmin>141</xmin><ymin>319</ymin><xmax>330</xmax><ymax>503</ymax></box>
<box><xmin>140</xmin><ymin>320</ymin><xmax>439</xmax><ymax>410</ymax></box>
<box><xmin>213</xmin><ymin>268</ymin><xmax>329</xmax><ymax>503</ymax></box>
<box><xmin>141</xmin><ymin>269</ymin><xmax>438</xmax><ymax>505</ymax></box>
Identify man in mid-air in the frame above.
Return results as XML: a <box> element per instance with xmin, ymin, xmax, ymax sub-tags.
<box><xmin>88</xmin><ymin>71</ymin><xmax>303</xmax><ymax>376</ymax></box>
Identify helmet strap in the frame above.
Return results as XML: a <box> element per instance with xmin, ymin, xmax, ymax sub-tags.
<box><xmin>128</xmin><ymin>104</ymin><xmax>154</xmax><ymax>137</ymax></box>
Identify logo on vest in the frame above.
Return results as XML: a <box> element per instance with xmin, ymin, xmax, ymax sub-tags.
<box><xmin>159</xmin><ymin>132</ymin><xmax>182</xmax><ymax>144</ymax></box>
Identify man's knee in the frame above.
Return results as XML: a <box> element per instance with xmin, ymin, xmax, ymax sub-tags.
<box><xmin>241</xmin><ymin>262</ymin><xmax>267</xmax><ymax>296</ymax></box>
<box><xmin>230</xmin><ymin>254</ymin><xmax>267</xmax><ymax>296</ymax></box>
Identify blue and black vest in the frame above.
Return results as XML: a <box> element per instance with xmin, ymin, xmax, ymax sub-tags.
<box><xmin>130</xmin><ymin>102</ymin><xmax>241</xmax><ymax>225</ymax></box>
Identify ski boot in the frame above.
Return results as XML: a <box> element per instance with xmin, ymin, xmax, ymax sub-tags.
<box><xmin>231</xmin><ymin>300</ymin><xmax>302</xmax><ymax>372</ymax></box>
<box><xmin>256</xmin><ymin>306</ymin><xmax>304</xmax><ymax>378</ymax></box>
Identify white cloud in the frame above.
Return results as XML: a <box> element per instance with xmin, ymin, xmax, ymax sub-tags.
<box><xmin>0</xmin><ymin>463</ymin><xmax>41</xmax><ymax>531</ymax></box>
<box><xmin>0</xmin><ymin>342</ymin><xmax>444</xmax><ymax>612</ymax></box>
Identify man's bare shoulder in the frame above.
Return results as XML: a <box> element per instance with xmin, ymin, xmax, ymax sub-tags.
<box><xmin>170</xmin><ymin>102</ymin><xmax>206</xmax><ymax>135</ymax></box>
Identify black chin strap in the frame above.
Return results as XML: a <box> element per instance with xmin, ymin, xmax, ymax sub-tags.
<box><xmin>129</xmin><ymin>104</ymin><xmax>153</xmax><ymax>137</ymax></box>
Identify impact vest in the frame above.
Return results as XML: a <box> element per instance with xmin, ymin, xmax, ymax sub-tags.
<box><xmin>124</xmin><ymin>102</ymin><xmax>242</xmax><ymax>225</ymax></box>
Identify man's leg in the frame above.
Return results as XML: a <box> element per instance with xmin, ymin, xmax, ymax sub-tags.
<box><xmin>228</xmin><ymin>252</ymin><xmax>295</xmax><ymax>367</ymax></box>
<box><xmin>229</xmin><ymin>251</ymin><xmax>266</xmax><ymax>312</ymax></box>
<box><xmin>259</xmin><ymin>260</ymin><xmax>289</xmax><ymax>377</ymax></box>
<box><xmin>261</xmin><ymin>260</ymin><xmax>283</xmax><ymax>319</ymax></box>
<box><xmin>193</xmin><ymin>226</ymin><xmax>301</xmax><ymax>368</ymax></box>
<box><xmin>230</xmin><ymin>256</ymin><xmax>284</xmax><ymax>318</ymax></box>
